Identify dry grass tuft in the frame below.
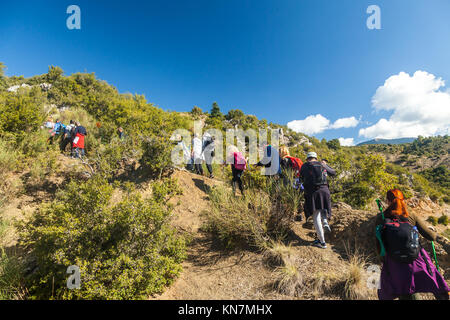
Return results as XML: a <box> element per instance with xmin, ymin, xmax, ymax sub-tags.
<box><xmin>272</xmin><ymin>258</ymin><xmax>304</xmax><ymax>296</ymax></box>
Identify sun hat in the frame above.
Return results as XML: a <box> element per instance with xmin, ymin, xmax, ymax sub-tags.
<box><xmin>306</xmin><ymin>152</ymin><xmax>317</xmax><ymax>159</ymax></box>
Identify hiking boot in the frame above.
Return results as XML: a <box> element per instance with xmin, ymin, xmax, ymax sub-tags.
<box><xmin>312</xmin><ymin>240</ymin><xmax>327</xmax><ymax>249</ymax></box>
<box><xmin>322</xmin><ymin>219</ymin><xmax>331</xmax><ymax>233</ymax></box>
<box><xmin>209</xmin><ymin>174</ymin><xmax>214</xmax><ymax>179</ymax></box>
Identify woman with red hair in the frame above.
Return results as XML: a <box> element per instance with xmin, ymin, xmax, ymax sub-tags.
<box><xmin>376</xmin><ymin>189</ymin><xmax>449</xmax><ymax>300</ymax></box>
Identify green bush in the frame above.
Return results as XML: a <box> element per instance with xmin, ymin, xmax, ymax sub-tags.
<box><xmin>438</xmin><ymin>215</ymin><xmax>448</xmax><ymax>226</ymax></box>
<box><xmin>140</xmin><ymin>135</ymin><xmax>175</xmax><ymax>179</ymax></box>
<box><xmin>0</xmin><ymin>88</ymin><xmax>46</xmax><ymax>140</ymax></box>
<box><xmin>0</xmin><ymin>249</ymin><xmax>28</xmax><ymax>300</ymax></box>
<box><xmin>427</xmin><ymin>216</ymin><xmax>438</xmax><ymax>226</ymax></box>
<box><xmin>203</xmin><ymin>185</ymin><xmax>272</xmax><ymax>250</ymax></box>
<box><xmin>17</xmin><ymin>177</ymin><xmax>186</xmax><ymax>299</ymax></box>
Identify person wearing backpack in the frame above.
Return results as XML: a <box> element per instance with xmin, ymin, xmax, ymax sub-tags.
<box><xmin>72</xmin><ymin>122</ymin><xmax>87</xmax><ymax>159</ymax></box>
<box><xmin>60</xmin><ymin>120</ymin><xmax>75</xmax><ymax>153</ymax></box>
<box><xmin>280</xmin><ymin>146</ymin><xmax>304</xmax><ymax>221</ymax></box>
<box><xmin>226</xmin><ymin>145</ymin><xmax>246</xmax><ymax>197</ymax></box>
<box><xmin>202</xmin><ymin>133</ymin><xmax>215</xmax><ymax>179</ymax></box>
<box><xmin>47</xmin><ymin>119</ymin><xmax>64</xmax><ymax>145</ymax></box>
<box><xmin>256</xmin><ymin>144</ymin><xmax>281</xmax><ymax>177</ymax></box>
<box><xmin>375</xmin><ymin>189</ymin><xmax>449</xmax><ymax>300</ymax></box>
<box><xmin>299</xmin><ymin>152</ymin><xmax>336</xmax><ymax>249</ymax></box>
<box><xmin>192</xmin><ymin>133</ymin><xmax>204</xmax><ymax>175</ymax></box>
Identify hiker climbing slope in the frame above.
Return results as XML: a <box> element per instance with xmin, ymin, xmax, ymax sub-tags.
<box><xmin>299</xmin><ymin>152</ymin><xmax>335</xmax><ymax>249</ymax></box>
<box><xmin>226</xmin><ymin>145</ymin><xmax>246</xmax><ymax>197</ymax></box>
<box><xmin>256</xmin><ymin>144</ymin><xmax>281</xmax><ymax>177</ymax></box>
<box><xmin>192</xmin><ymin>133</ymin><xmax>204</xmax><ymax>175</ymax></box>
<box><xmin>375</xmin><ymin>189</ymin><xmax>449</xmax><ymax>300</ymax></box>
<box><xmin>202</xmin><ymin>133</ymin><xmax>215</xmax><ymax>178</ymax></box>
<box><xmin>72</xmin><ymin>122</ymin><xmax>87</xmax><ymax>159</ymax></box>
<box><xmin>60</xmin><ymin>120</ymin><xmax>75</xmax><ymax>153</ymax></box>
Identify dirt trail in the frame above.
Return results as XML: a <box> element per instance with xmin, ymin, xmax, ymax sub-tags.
<box><xmin>153</xmin><ymin>170</ymin><xmax>450</xmax><ymax>300</ymax></box>
<box><xmin>153</xmin><ymin>171</ymin><xmax>365</xmax><ymax>300</ymax></box>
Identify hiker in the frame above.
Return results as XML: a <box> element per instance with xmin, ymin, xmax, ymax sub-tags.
<box><xmin>226</xmin><ymin>145</ymin><xmax>246</xmax><ymax>197</ymax></box>
<box><xmin>47</xmin><ymin>119</ymin><xmax>64</xmax><ymax>145</ymax></box>
<box><xmin>279</xmin><ymin>146</ymin><xmax>304</xmax><ymax>221</ymax></box>
<box><xmin>72</xmin><ymin>122</ymin><xmax>87</xmax><ymax>159</ymax></box>
<box><xmin>279</xmin><ymin>146</ymin><xmax>303</xmax><ymax>183</ymax></box>
<box><xmin>299</xmin><ymin>152</ymin><xmax>336</xmax><ymax>249</ymax></box>
<box><xmin>43</xmin><ymin>117</ymin><xmax>54</xmax><ymax>129</ymax></box>
<box><xmin>375</xmin><ymin>189</ymin><xmax>449</xmax><ymax>300</ymax></box>
<box><xmin>60</xmin><ymin>120</ymin><xmax>75</xmax><ymax>153</ymax></box>
<box><xmin>202</xmin><ymin>133</ymin><xmax>215</xmax><ymax>178</ymax></box>
<box><xmin>192</xmin><ymin>133</ymin><xmax>204</xmax><ymax>175</ymax></box>
<box><xmin>256</xmin><ymin>144</ymin><xmax>281</xmax><ymax>177</ymax></box>
<box><xmin>117</xmin><ymin>127</ymin><xmax>125</xmax><ymax>140</ymax></box>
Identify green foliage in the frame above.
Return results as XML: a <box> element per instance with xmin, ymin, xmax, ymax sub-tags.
<box><xmin>420</xmin><ymin>166</ymin><xmax>450</xmax><ymax>189</ymax></box>
<box><xmin>332</xmin><ymin>153</ymin><xmax>396</xmax><ymax>208</ymax></box>
<box><xmin>427</xmin><ymin>216</ymin><xmax>438</xmax><ymax>226</ymax></box>
<box><xmin>438</xmin><ymin>215</ymin><xmax>448</xmax><ymax>226</ymax></box>
<box><xmin>0</xmin><ymin>249</ymin><xmax>28</xmax><ymax>300</ymax></box>
<box><xmin>190</xmin><ymin>106</ymin><xmax>203</xmax><ymax>119</ymax></box>
<box><xmin>18</xmin><ymin>177</ymin><xmax>186</xmax><ymax>299</ymax></box>
<box><xmin>203</xmin><ymin>185</ymin><xmax>272</xmax><ymax>250</ymax></box>
<box><xmin>403</xmin><ymin>135</ymin><xmax>449</xmax><ymax>157</ymax></box>
<box><xmin>326</xmin><ymin>139</ymin><xmax>341</xmax><ymax>150</ymax></box>
<box><xmin>0</xmin><ymin>62</ymin><xmax>6</xmax><ymax>90</ymax></box>
<box><xmin>152</xmin><ymin>177</ymin><xmax>183</xmax><ymax>204</ymax></box>
<box><xmin>210</xmin><ymin>102</ymin><xmax>223</xmax><ymax>119</ymax></box>
<box><xmin>140</xmin><ymin>135</ymin><xmax>175</xmax><ymax>179</ymax></box>
<box><xmin>46</xmin><ymin>66</ymin><xmax>64</xmax><ymax>84</ymax></box>
<box><xmin>0</xmin><ymin>88</ymin><xmax>46</xmax><ymax>140</ymax></box>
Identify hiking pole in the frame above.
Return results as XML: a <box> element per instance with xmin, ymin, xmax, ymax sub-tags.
<box><xmin>375</xmin><ymin>199</ymin><xmax>386</xmax><ymax>258</ymax></box>
<box><xmin>431</xmin><ymin>241</ymin><xmax>440</xmax><ymax>272</ymax></box>
<box><xmin>375</xmin><ymin>198</ymin><xmax>384</xmax><ymax>220</ymax></box>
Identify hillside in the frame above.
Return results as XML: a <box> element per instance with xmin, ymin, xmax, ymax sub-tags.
<box><xmin>0</xmin><ymin>65</ymin><xmax>449</xmax><ymax>300</ymax></box>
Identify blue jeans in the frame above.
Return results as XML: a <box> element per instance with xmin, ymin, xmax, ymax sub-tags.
<box><xmin>74</xmin><ymin>148</ymin><xmax>85</xmax><ymax>159</ymax></box>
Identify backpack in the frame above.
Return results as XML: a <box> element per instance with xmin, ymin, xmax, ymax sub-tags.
<box><xmin>304</xmin><ymin>162</ymin><xmax>327</xmax><ymax>187</ymax></box>
<box><xmin>284</xmin><ymin>156</ymin><xmax>303</xmax><ymax>177</ymax></box>
<box><xmin>233</xmin><ymin>152</ymin><xmax>247</xmax><ymax>170</ymax></box>
<box><xmin>381</xmin><ymin>216</ymin><xmax>420</xmax><ymax>264</ymax></box>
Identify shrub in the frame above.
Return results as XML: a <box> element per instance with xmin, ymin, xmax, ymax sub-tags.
<box><xmin>17</xmin><ymin>177</ymin><xmax>186</xmax><ymax>299</ymax></box>
<box><xmin>140</xmin><ymin>135</ymin><xmax>175</xmax><ymax>179</ymax></box>
<box><xmin>203</xmin><ymin>185</ymin><xmax>272</xmax><ymax>250</ymax></box>
<box><xmin>0</xmin><ymin>249</ymin><xmax>28</xmax><ymax>300</ymax></box>
<box><xmin>438</xmin><ymin>215</ymin><xmax>448</xmax><ymax>226</ymax></box>
<box><xmin>0</xmin><ymin>88</ymin><xmax>46</xmax><ymax>140</ymax></box>
<box><xmin>427</xmin><ymin>216</ymin><xmax>438</xmax><ymax>226</ymax></box>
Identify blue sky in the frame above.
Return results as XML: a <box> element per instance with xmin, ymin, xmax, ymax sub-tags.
<box><xmin>1</xmin><ymin>0</ymin><xmax>450</xmax><ymax>144</ymax></box>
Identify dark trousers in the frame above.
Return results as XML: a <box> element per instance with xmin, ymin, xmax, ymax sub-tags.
<box><xmin>60</xmin><ymin>137</ymin><xmax>71</xmax><ymax>152</ymax></box>
<box><xmin>195</xmin><ymin>163</ymin><xmax>203</xmax><ymax>175</ymax></box>
<box><xmin>206</xmin><ymin>163</ymin><xmax>213</xmax><ymax>175</ymax></box>
<box><xmin>204</xmin><ymin>152</ymin><xmax>214</xmax><ymax>175</ymax></box>
<box><xmin>231</xmin><ymin>165</ymin><xmax>244</xmax><ymax>194</ymax></box>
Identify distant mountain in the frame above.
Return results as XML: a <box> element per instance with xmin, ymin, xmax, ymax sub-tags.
<box><xmin>357</xmin><ymin>137</ymin><xmax>416</xmax><ymax>146</ymax></box>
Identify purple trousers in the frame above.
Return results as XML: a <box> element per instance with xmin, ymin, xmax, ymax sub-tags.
<box><xmin>378</xmin><ymin>248</ymin><xmax>449</xmax><ymax>300</ymax></box>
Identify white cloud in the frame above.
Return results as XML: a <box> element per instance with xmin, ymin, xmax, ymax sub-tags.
<box><xmin>330</xmin><ymin>116</ymin><xmax>359</xmax><ymax>129</ymax></box>
<box><xmin>359</xmin><ymin>71</ymin><xmax>450</xmax><ymax>139</ymax></box>
<box><xmin>287</xmin><ymin>114</ymin><xmax>330</xmax><ymax>135</ymax></box>
<box><xmin>338</xmin><ymin>137</ymin><xmax>355</xmax><ymax>146</ymax></box>
<box><xmin>287</xmin><ymin>114</ymin><xmax>359</xmax><ymax>135</ymax></box>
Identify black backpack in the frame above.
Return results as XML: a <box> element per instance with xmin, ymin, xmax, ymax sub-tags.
<box><xmin>381</xmin><ymin>216</ymin><xmax>420</xmax><ymax>264</ymax></box>
<box><xmin>306</xmin><ymin>162</ymin><xmax>327</xmax><ymax>186</ymax></box>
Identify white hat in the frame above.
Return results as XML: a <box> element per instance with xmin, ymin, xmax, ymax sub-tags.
<box><xmin>306</xmin><ymin>152</ymin><xmax>317</xmax><ymax>159</ymax></box>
